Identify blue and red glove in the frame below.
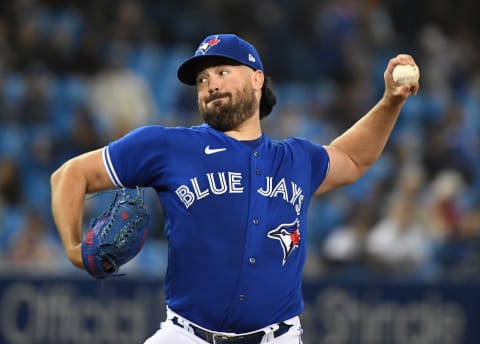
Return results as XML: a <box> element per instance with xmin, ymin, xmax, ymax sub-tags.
<box><xmin>81</xmin><ymin>188</ymin><xmax>150</xmax><ymax>279</ymax></box>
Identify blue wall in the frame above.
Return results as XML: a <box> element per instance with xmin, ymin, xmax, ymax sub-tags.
<box><xmin>0</xmin><ymin>277</ymin><xmax>478</xmax><ymax>344</ymax></box>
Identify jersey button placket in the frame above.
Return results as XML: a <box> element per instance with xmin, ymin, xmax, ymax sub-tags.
<box><xmin>250</xmin><ymin>150</ymin><xmax>260</xmax><ymax>269</ymax></box>
<box><xmin>253</xmin><ymin>150</ymin><xmax>261</xmax><ymax>178</ymax></box>
<box><xmin>238</xmin><ymin>149</ymin><xmax>260</xmax><ymax>304</ymax></box>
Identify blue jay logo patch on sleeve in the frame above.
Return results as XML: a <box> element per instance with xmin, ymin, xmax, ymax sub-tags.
<box><xmin>267</xmin><ymin>219</ymin><xmax>301</xmax><ymax>266</ymax></box>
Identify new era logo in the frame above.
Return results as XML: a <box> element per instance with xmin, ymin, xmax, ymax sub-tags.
<box><xmin>248</xmin><ymin>54</ymin><xmax>256</xmax><ymax>63</ymax></box>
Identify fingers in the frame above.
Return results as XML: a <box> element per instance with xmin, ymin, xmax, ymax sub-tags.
<box><xmin>386</xmin><ymin>54</ymin><xmax>417</xmax><ymax>74</ymax></box>
<box><xmin>384</xmin><ymin>53</ymin><xmax>420</xmax><ymax>99</ymax></box>
<box><xmin>409</xmin><ymin>81</ymin><xmax>419</xmax><ymax>96</ymax></box>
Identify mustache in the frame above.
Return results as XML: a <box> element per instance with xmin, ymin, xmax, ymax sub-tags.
<box><xmin>205</xmin><ymin>92</ymin><xmax>232</xmax><ymax>103</ymax></box>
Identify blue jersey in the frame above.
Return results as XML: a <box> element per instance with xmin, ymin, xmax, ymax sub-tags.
<box><xmin>103</xmin><ymin>124</ymin><xmax>329</xmax><ymax>332</ymax></box>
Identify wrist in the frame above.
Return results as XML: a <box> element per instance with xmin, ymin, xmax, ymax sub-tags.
<box><xmin>66</xmin><ymin>244</ymin><xmax>85</xmax><ymax>270</ymax></box>
<box><xmin>380</xmin><ymin>93</ymin><xmax>406</xmax><ymax>110</ymax></box>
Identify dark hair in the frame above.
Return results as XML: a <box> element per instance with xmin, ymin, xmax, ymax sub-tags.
<box><xmin>260</xmin><ymin>76</ymin><xmax>276</xmax><ymax>119</ymax></box>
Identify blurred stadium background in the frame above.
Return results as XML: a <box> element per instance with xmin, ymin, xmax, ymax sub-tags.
<box><xmin>1</xmin><ymin>0</ymin><xmax>480</xmax><ymax>343</ymax></box>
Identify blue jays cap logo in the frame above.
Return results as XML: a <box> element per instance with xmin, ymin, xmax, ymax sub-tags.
<box><xmin>197</xmin><ymin>36</ymin><xmax>221</xmax><ymax>55</ymax></box>
<box><xmin>178</xmin><ymin>34</ymin><xmax>264</xmax><ymax>85</ymax></box>
<box><xmin>268</xmin><ymin>219</ymin><xmax>301</xmax><ymax>266</ymax></box>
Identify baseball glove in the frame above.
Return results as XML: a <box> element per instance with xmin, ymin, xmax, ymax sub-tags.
<box><xmin>81</xmin><ymin>187</ymin><xmax>150</xmax><ymax>279</ymax></box>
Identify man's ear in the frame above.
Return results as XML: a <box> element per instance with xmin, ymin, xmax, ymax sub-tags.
<box><xmin>252</xmin><ymin>70</ymin><xmax>265</xmax><ymax>90</ymax></box>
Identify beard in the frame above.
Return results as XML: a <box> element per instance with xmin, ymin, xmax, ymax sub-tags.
<box><xmin>199</xmin><ymin>86</ymin><xmax>258</xmax><ymax>132</ymax></box>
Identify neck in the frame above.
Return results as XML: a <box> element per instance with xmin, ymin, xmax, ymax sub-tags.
<box><xmin>224</xmin><ymin>115</ymin><xmax>262</xmax><ymax>140</ymax></box>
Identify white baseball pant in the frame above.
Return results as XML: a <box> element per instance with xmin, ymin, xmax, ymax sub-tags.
<box><xmin>143</xmin><ymin>308</ymin><xmax>303</xmax><ymax>344</ymax></box>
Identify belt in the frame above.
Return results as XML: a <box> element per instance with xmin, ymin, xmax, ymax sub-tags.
<box><xmin>171</xmin><ymin>316</ymin><xmax>292</xmax><ymax>344</ymax></box>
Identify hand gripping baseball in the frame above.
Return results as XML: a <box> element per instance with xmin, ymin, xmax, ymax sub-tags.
<box><xmin>384</xmin><ymin>54</ymin><xmax>420</xmax><ymax>102</ymax></box>
<box><xmin>81</xmin><ymin>187</ymin><xmax>150</xmax><ymax>279</ymax></box>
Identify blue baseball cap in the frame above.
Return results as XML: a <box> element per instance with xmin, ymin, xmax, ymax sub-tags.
<box><xmin>177</xmin><ymin>34</ymin><xmax>264</xmax><ymax>85</ymax></box>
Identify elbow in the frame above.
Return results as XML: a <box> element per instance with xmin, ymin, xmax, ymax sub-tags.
<box><xmin>349</xmin><ymin>162</ymin><xmax>371</xmax><ymax>184</ymax></box>
<box><xmin>50</xmin><ymin>160</ymin><xmax>74</xmax><ymax>190</ymax></box>
<box><xmin>339</xmin><ymin>160</ymin><xmax>371</xmax><ymax>187</ymax></box>
<box><xmin>50</xmin><ymin>165</ymin><xmax>63</xmax><ymax>190</ymax></box>
<box><xmin>322</xmin><ymin>144</ymin><xmax>376</xmax><ymax>193</ymax></box>
<box><xmin>338</xmin><ymin>173</ymin><xmax>361</xmax><ymax>188</ymax></box>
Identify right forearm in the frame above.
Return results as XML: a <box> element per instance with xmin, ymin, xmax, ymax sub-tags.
<box><xmin>50</xmin><ymin>149</ymin><xmax>115</xmax><ymax>269</ymax></box>
<box><xmin>50</xmin><ymin>161</ymin><xmax>88</xmax><ymax>268</ymax></box>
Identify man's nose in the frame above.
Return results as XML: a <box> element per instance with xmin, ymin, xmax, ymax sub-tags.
<box><xmin>208</xmin><ymin>77</ymin><xmax>220</xmax><ymax>92</ymax></box>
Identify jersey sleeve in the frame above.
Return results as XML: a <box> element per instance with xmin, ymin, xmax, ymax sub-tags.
<box><xmin>293</xmin><ymin>137</ymin><xmax>330</xmax><ymax>192</ymax></box>
<box><xmin>103</xmin><ymin>125</ymin><xmax>168</xmax><ymax>188</ymax></box>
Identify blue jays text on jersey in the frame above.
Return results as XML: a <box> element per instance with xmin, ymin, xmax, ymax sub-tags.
<box><xmin>102</xmin><ymin>124</ymin><xmax>330</xmax><ymax>333</ymax></box>
<box><xmin>175</xmin><ymin>173</ymin><xmax>305</xmax><ymax>213</ymax></box>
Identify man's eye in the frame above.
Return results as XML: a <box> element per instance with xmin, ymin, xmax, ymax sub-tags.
<box><xmin>197</xmin><ymin>77</ymin><xmax>207</xmax><ymax>84</ymax></box>
<box><xmin>220</xmin><ymin>71</ymin><xmax>228</xmax><ymax>76</ymax></box>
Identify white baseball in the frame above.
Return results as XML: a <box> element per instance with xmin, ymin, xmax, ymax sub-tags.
<box><xmin>392</xmin><ymin>64</ymin><xmax>420</xmax><ymax>86</ymax></box>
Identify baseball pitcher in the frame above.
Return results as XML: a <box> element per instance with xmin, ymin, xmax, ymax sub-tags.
<box><xmin>51</xmin><ymin>34</ymin><xmax>419</xmax><ymax>343</ymax></box>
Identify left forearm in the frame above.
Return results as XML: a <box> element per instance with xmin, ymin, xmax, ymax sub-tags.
<box><xmin>316</xmin><ymin>54</ymin><xmax>419</xmax><ymax>195</ymax></box>
<box><xmin>330</xmin><ymin>95</ymin><xmax>405</xmax><ymax>173</ymax></box>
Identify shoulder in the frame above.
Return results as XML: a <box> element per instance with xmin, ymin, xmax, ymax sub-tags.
<box><xmin>270</xmin><ymin>136</ymin><xmax>325</xmax><ymax>152</ymax></box>
<box><xmin>167</xmin><ymin>123</ymin><xmax>215</xmax><ymax>136</ymax></box>
<box><xmin>119</xmin><ymin>124</ymin><xmax>214</xmax><ymax>142</ymax></box>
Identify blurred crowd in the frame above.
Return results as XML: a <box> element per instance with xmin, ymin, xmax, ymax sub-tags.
<box><xmin>0</xmin><ymin>0</ymin><xmax>480</xmax><ymax>281</ymax></box>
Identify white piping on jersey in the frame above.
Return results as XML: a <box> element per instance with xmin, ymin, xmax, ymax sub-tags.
<box><xmin>102</xmin><ymin>146</ymin><xmax>125</xmax><ymax>188</ymax></box>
